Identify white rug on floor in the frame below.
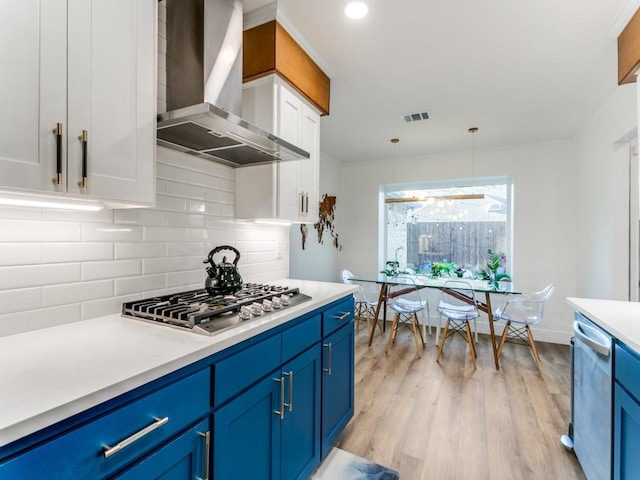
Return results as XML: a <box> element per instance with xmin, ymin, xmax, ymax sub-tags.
<box><xmin>311</xmin><ymin>448</ymin><xmax>399</xmax><ymax>480</ymax></box>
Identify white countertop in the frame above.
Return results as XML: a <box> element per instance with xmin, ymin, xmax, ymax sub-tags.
<box><xmin>0</xmin><ymin>279</ymin><xmax>357</xmax><ymax>449</ymax></box>
<box><xmin>567</xmin><ymin>297</ymin><xmax>640</xmax><ymax>352</ymax></box>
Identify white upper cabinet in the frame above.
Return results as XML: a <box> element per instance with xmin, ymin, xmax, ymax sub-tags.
<box><xmin>238</xmin><ymin>74</ymin><xmax>320</xmax><ymax>223</ymax></box>
<box><xmin>0</xmin><ymin>0</ymin><xmax>156</xmax><ymax>207</ymax></box>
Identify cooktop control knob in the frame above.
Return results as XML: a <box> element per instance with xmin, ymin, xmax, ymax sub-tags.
<box><xmin>250</xmin><ymin>302</ymin><xmax>263</xmax><ymax>316</ymax></box>
<box><xmin>239</xmin><ymin>305</ymin><xmax>252</xmax><ymax>320</ymax></box>
<box><xmin>272</xmin><ymin>296</ymin><xmax>282</xmax><ymax>309</ymax></box>
<box><xmin>280</xmin><ymin>294</ymin><xmax>291</xmax><ymax>306</ymax></box>
<box><xmin>262</xmin><ymin>299</ymin><xmax>273</xmax><ymax>312</ymax></box>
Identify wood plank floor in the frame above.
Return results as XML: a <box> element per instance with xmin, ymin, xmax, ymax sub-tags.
<box><xmin>336</xmin><ymin>323</ymin><xmax>586</xmax><ymax>480</ymax></box>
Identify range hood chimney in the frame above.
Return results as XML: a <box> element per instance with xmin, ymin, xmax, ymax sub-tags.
<box><xmin>157</xmin><ymin>0</ymin><xmax>309</xmax><ymax>167</ymax></box>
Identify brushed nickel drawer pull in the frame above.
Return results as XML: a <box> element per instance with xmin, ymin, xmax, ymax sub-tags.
<box><xmin>284</xmin><ymin>371</ymin><xmax>293</xmax><ymax>412</ymax></box>
<box><xmin>323</xmin><ymin>343</ymin><xmax>333</xmax><ymax>375</ymax></box>
<box><xmin>274</xmin><ymin>377</ymin><xmax>285</xmax><ymax>420</ymax></box>
<box><xmin>196</xmin><ymin>430</ymin><xmax>210</xmax><ymax>480</ymax></box>
<box><xmin>332</xmin><ymin>312</ymin><xmax>350</xmax><ymax>321</ymax></box>
<box><xmin>102</xmin><ymin>416</ymin><xmax>169</xmax><ymax>458</ymax></box>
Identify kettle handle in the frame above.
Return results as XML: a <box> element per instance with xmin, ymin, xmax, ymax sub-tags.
<box><xmin>203</xmin><ymin>245</ymin><xmax>241</xmax><ymax>268</ymax></box>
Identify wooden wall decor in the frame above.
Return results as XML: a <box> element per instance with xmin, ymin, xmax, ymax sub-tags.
<box><xmin>314</xmin><ymin>194</ymin><xmax>341</xmax><ymax>250</ymax></box>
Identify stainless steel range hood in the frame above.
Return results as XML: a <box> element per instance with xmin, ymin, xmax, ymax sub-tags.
<box><xmin>157</xmin><ymin>0</ymin><xmax>309</xmax><ymax>167</ymax></box>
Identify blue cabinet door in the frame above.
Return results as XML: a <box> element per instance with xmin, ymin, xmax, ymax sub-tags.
<box><xmin>321</xmin><ymin>322</ymin><xmax>355</xmax><ymax>458</ymax></box>
<box><xmin>281</xmin><ymin>345</ymin><xmax>322</xmax><ymax>480</ymax></box>
<box><xmin>214</xmin><ymin>371</ymin><xmax>282</xmax><ymax>480</ymax></box>
<box><xmin>115</xmin><ymin>417</ymin><xmax>210</xmax><ymax>480</ymax></box>
<box><xmin>614</xmin><ymin>383</ymin><xmax>640</xmax><ymax>480</ymax></box>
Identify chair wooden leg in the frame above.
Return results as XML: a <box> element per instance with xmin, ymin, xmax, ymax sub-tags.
<box><xmin>410</xmin><ymin>314</ymin><xmax>423</xmax><ymax>358</ymax></box>
<box><xmin>436</xmin><ymin>313</ymin><xmax>443</xmax><ymax>345</ymax></box>
<box><xmin>526</xmin><ymin>326</ymin><xmax>543</xmax><ymax>374</ymax></box>
<box><xmin>384</xmin><ymin>316</ymin><xmax>399</xmax><ymax>355</ymax></box>
<box><xmin>436</xmin><ymin>319</ymin><xmax>450</xmax><ymax>362</ymax></box>
<box><xmin>465</xmin><ymin>322</ymin><xmax>477</xmax><ymax>371</ymax></box>
<box><xmin>416</xmin><ymin>314</ymin><xmax>426</xmax><ymax>347</ymax></box>
<box><xmin>473</xmin><ymin>318</ymin><xmax>478</xmax><ymax>344</ymax></box>
<box><xmin>497</xmin><ymin>321</ymin><xmax>511</xmax><ymax>359</ymax></box>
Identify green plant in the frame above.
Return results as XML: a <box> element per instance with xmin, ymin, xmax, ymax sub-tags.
<box><xmin>431</xmin><ymin>260</ymin><xmax>458</xmax><ymax>277</ymax></box>
<box><xmin>486</xmin><ymin>249</ymin><xmax>511</xmax><ymax>287</ymax></box>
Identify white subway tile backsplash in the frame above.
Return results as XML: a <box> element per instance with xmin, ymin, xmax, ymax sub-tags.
<box><xmin>82</xmin><ymin>293</ymin><xmax>140</xmax><ymax>320</ymax></box>
<box><xmin>82</xmin><ymin>259</ymin><xmax>141</xmax><ymax>282</ymax></box>
<box><xmin>0</xmin><ymin>304</ymin><xmax>81</xmax><ymax>337</ymax></box>
<box><xmin>44</xmin><ymin>242</ymin><xmax>113</xmax><ymax>263</ymax></box>
<box><xmin>0</xmin><ymin>220</ymin><xmax>82</xmax><ymax>242</ymax></box>
<box><xmin>0</xmin><ymin>243</ymin><xmax>42</xmax><ymax>266</ymax></box>
<box><xmin>166</xmin><ymin>180</ymin><xmax>205</xmax><ymax>200</ymax></box>
<box><xmin>0</xmin><ymin>148</ymin><xmax>288</xmax><ymax>337</ymax></box>
<box><xmin>0</xmin><ymin>205</ymin><xmax>43</xmax><ymax>220</ymax></box>
<box><xmin>165</xmin><ymin>212</ymin><xmax>205</xmax><ymax>228</ymax></box>
<box><xmin>82</xmin><ymin>223</ymin><xmax>143</xmax><ymax>242</ymax></box>
<box><xmin>142</xmin><ymin>225</ymin><xmax>189</xmax><ymax>242</ymax></box>
<box><xmin>0</xmin><ymin>263</ymin><xmax>80</xmax><ymax>290</ymax></box>
<box><xmin>114</xmin><ymin>209</ymin><xmax>167</xmax><ymax>226</ymax></box>
<box><xmin>115</xmin><ymin>274</ymin><xmax>165</xmax><ymax>296</ymax></box>
<box><xmin>43</xmin><ymin>280</ymin><xmax>113</xmax><ymax>307</ymax></box>
<box><xmin>167</xmin><ymin>270</ymin><xmax>204</xmax><ymax>288</ymax></box>
<box><xmin>166</xmin><ymin>241</ymin><xmax>207</xmax><ymax>257</ymax></box>
<box><xmin>155</xmin><ymin>194</ymin><xmax>187</xmax><ymax>212</ymax></box>
<box><xmin>0</xmin><ymin>287</ymin><xmax>42</xmax><ymax>315</ymax></box>
<box><xmin>115</xmin><ymin>242</ymin><xmax>166</xmax><ymax>260</ymax></box>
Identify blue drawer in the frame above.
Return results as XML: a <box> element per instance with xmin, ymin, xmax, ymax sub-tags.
<box><xmin>0</xmin><ymin>368</ymin><xmax>210</xmax><ymax>479</ymax></box>
<box><xmin>615</xmin><ymin>343</ymin><xmax>640</xmax><ymax>401</ymax></box>
<box><xmin>322</xmin><ymin>297</ymin><xmax>354</xmax><ymax>336</ymax></box>
<box><xmin>282</xmin><ymin>314</ymin><xmax>321</xmax><ymax>362</ymax></box>
<box><xmin>214</xmin><ymin>333</ymin><xmax>282</xmax><ymax>406</ymax></box>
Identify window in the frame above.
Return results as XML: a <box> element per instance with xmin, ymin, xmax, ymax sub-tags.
<box><xmin>382</xmin><ymin>179</ymin><xmax>512</xmax><ymax>278</ymax></box>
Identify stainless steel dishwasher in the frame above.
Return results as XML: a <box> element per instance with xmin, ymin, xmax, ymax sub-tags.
<box><xmin>561</xmin><ymin>312</ymin><xmax>613</xmax><ymax>480</ymax></box>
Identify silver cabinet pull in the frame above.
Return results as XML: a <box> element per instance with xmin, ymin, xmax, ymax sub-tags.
<box><xmin>196</xmin><ymin>430</ymin><xmax>210</xmax><ymax>480</ymax></box>
<box><xmin>273</xmin><ymin>377</ymin><xmax>285</xmax><ymax>420</ymax></box>
<box><xmin>332</xmin><ymin>312</ymin><xmax>350</xmax><ymax>321</ymax></box>
<box><xmin>103</xmin><ymin>416</ymin><xmax>169</xmax><ymax>458</ymax></box>
<box><xmin>323</xmin><ymin>343</ymin><xmax>333</xmax><ymax>375</ymax></box>
<box><xmin>284</xmin><ymin>371</ymin><xmax>293</xmax><ymax>412</ymax></box>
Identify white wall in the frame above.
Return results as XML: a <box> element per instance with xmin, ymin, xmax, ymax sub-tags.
<box><xmin>575</xmin><ymin>83</ymin><xmax>637</xmax><ymax>300</ymax></box>
<box><xmin>337</xmin><ymin>141</ymin><xmax>579</xmax><ymax>344</ymax></box>
<box><xmin>289</xmin><ymin>151</ymin><xmax>343</xmax><ymax>282</ymax></box>
<box><xmin>0</xmin><ymin>147</ymin><xmax>289</xmax><ymax>337</ymax></box>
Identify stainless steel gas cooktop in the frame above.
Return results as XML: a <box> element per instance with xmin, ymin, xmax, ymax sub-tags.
<box><xmin>122</xmin><ymin>283</ymin><xmax>311</xmax><ymax>336</ymax></box>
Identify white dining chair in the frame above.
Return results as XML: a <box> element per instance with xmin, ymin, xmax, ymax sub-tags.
<box><xmin>385</xmin><ymin>275</ymin><xmax>428</xmax><ymax>358</ymax></box>
<box><xmin>492</xmin><ymin>284</ymin><xmax>554</xmax><ymax>373</ymax></box>
<box><xmin>341</xmin><ymin>269</ymin><xmax>381</xmax><ymax>335</ymax></box>
<box><xmin>436</xmin><ymin>280</ymin><xmax>481</xmax><ymax>370</ymax></box>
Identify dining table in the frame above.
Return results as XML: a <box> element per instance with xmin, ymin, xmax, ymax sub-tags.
<box><xmin>347</xmin><ymin>273</ymin><xmax>520</xmax><ymax>370</ymax></box>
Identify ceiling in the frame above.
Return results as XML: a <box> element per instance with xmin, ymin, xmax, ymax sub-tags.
<box><xmin>246</xmin><ymin>0</ymin><xmax>635</xmax><ymax>163</ymax></box>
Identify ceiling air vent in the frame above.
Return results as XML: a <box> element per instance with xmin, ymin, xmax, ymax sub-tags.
<box><xmin>402</xmin><ymin>111</ymin><xmax>430</xmax><ymax>123</ymax></box>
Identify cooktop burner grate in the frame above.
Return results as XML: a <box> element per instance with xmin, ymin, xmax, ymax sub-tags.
<box><xmin>122</xmin><ymin>283</ymin><xmax>311</xmax><ymax>335</ymax></box>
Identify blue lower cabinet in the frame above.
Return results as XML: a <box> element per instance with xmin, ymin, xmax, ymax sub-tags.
<box><xmin>114</xmin><ymin>417</ymin><xmax>210</xmax><ymax>480</ymax></box>
<box><xmin>214</xmin><ymin>345</ymin><xmax>322</xmax><ymax>480</ymax></box>
<box><xmin>281</xmin><ymin>345</ymin><xmax>322</xmax><ymax>480</ymax></box>
<box><xmin>214</xmin><ymin>372</ymin><xmax>282</xmax><ymax>479</ymax></box>
<box><xmin>321</xmin><ymin>322</ymin><xmax>355</xmax><ymax>458</ymax></box>
<box><xmin>614</xmin><ymin>383</ymin><xmax>640</xmax><ymax>479</ymax></box>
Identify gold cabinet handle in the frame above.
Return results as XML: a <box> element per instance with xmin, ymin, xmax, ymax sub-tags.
<box><xmin>78</xmin><ymin>130</ymin><xmax>88</xmax><ymax>189</ymax></box>
<box><xmin>52</xmin><ymin>123</ymin><xmax>63</xmax><ymax>185</ymax></box>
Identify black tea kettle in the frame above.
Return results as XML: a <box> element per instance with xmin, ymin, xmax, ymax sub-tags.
<box><xmin>203</xmin><ymin>245</ymin><xmax>243</xmax><ymax>295</ymax></box>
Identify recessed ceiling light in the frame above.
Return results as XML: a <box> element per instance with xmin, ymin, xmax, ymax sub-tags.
<box><xmin>345</xmin><ymin>1</ymin><xmax>368</xmax><ymax>19</ymax></box>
